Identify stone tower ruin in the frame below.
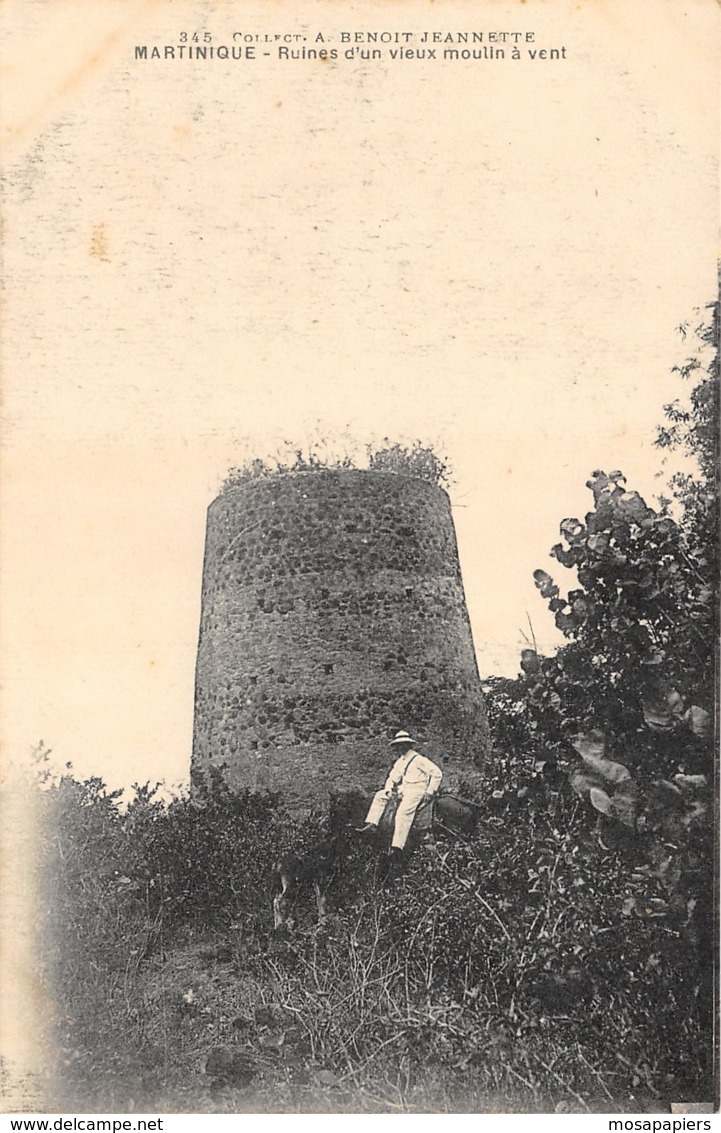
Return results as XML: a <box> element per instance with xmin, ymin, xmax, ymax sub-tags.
<box><xmin>192</xmin><ymin>469</ymin><xmax>490</xmax><ymax>805</ymax></box>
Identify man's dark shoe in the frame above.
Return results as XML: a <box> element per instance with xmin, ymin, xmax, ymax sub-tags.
<box><xmin>354</xmin><ymin>823</ymin><xmax>376</xmax><ymax>835</ymax></box>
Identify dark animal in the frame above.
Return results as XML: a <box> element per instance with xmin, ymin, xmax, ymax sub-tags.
<box><xmin>271</xmin><ymin>792</ymin><xmax>365</xmax><ymax>930</ymax></box>
<box><xmin>271</xmin><ymin>789</ymin><xmax>483</xmax><ymax>929</ymax></box>
<box><xmin>272</xmin><ymin>848</ymin><xmax>333</xmax><ymax>930</ymax></box>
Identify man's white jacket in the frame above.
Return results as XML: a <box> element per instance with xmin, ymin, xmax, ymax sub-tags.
<box><xmin>384</xmin><ymin>748</ymin><xmax>443</xmax><ymax>797</ymax></box>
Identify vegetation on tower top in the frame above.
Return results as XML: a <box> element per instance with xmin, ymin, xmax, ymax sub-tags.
<box><xmin>221</xmin><ymin>439</ymin><xmax>453</xmax><ymax>494</ymax></box>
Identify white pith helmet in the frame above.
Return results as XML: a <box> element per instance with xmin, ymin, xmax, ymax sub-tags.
<box><xmin>389</xmin><ymin>730</ymin><xmax>415</xmax><ymax>746</ymax></box>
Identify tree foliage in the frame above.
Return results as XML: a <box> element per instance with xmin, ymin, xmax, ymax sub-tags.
<box><xmin>657</xmin><ymin>296</ymin><xmax>719</xmax><ymax>506</ymax></box>
<box><xmin>529</xmin><ymin>468</ymin><xmax>715</xmax><ymax>753</ymax></box>
<box><xmin>483</xmin><ymin>300</ymin><xmax>718</xmax><ymax>1030</ymax></box>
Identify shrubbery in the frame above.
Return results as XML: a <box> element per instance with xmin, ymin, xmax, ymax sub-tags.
<box><xmin>39</xmin><ymin>751</ymin><xmax>713</xmax><ymax>1113</ymax></box>
<box><xmin>221</xmin><ymin>438</ymin><xmax>453</xmax><ymax>492</ymax></box>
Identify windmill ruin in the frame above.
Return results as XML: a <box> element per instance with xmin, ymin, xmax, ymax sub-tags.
<box><xmin>192</xmin><ymin>467</ymin><xmax>490</xmax><ymax>805</ymax></box>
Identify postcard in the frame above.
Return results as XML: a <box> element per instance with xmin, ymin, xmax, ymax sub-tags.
<box><xmin>1</xmin><ymin>0</ymin><xmax>717</xmax><ymax>1117</ymax></box>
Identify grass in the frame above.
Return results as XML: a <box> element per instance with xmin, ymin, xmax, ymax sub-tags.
<box><xmin>36</xmin><ymin>775</ymin><xmax>715</xmax><ymax>1113</ymax></box>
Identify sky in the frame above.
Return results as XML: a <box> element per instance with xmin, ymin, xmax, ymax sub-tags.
<box><xmin>1</xmin><ymin>0</ymin><xmax>718</xmax><ymax>795</ymax></box>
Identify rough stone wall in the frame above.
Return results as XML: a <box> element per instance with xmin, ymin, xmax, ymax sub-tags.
<box><xmin>192</xmin><ymin>469</ymin><xmax>490</xmax><ymax>805</ymax></box>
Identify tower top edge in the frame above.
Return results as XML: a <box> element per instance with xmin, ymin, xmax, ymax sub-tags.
<box><xmin>211</xmin><ymin>467</ymin><xmax>451</xmax><ymax>506</ymax></box>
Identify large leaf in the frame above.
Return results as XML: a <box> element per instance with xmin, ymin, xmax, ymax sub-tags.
<box><xmin>550</xmin><ymin>542</ymin><xmax>578</xmax><ymax>568</ymax></box>
<box><xmin>555</xmin><ymin>611</ymin><xmax>577</xmax><ymax>634</ymax></box>
<box><xmin>617</xmin><ymin>490</ymin><xmax>655</xmax><ymax>525</ymax></box>
<box><xmin>589</xmin><ymin>786</ymin><xmax>613</xmax><ymax>815</ymax></box>
<box><xmin>587</xmin><ymin>470</ymin><xmax>621</xmax><ymax>500</ymax></box>
<box><xmin>520</xmin><ymin>648</ymin><xmax>540</xmax><ymax>675</ymax></box>
<box><xmin>585</xmin><ymin>777</ymin><xmax>638</xmax><ymax>827</ymax></box>
<box><xmin>559</xmin><ymin>518</ymin><xmax>586</xmax><ymax>545</ymax></box>
<box><xmin>681</xmin><ymin>799</ymin><xmax>710</xmax><ymax>830</ymax></box>
<box><xmin>572</xmin><ymin>730</ymin><xmax>631</xmax><ymax>784</ymax></box>
<box><xmin>572</xmin><ymin>729</ymin><xmax>606</xmax><ymax>761</ymax></box>
<box><xmin>618</xmin><ymin>568</ymin><xmax>655</xmax><ymax>592</ymax></box>
<box><xmin>684</xmin><ymin>705</ymin><xmax>711</xmax><ymax>739</ymax></box>
<box><xmin>569</xmin><ymin>767</ymin><xmax>605</xmax><ymax>799</ymax></box>
<box><xmin>586</xmin><ymin>533</ymin><xmax>610</xmax><ymax>555</ymax></box>
<box><xmin>571</xmin><ymin>595</ymin><xmax>591</xmax><ymax>620</ymax></box>
<box><xmin>641</xmin><ymin>686</ymin><xmax>685</xmax><ymax>731</ymax></box>
<box><xmin>673</xmin><ymin>773</ymin><xmax>708</xmax><ymax>797</ymax></box>
<box><xmin>601</xmin><ymin>759</ymin><xmax>635</xmax><ymax>786</ymax></box>
<box><xmin>532</xmin><ymin>569</ymin><xmax>559</xmax><ymax>600</ymax></box>
<box><xmin>653</xmin><ymin>517</ymin><xmax>676</xmax><ymax>537</ymax></box>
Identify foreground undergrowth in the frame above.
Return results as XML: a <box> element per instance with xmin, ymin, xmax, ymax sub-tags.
<box><xmin>36</xmin><ymin>762</ymin><xmax>714</xmax><ymax>1114</ymax></box>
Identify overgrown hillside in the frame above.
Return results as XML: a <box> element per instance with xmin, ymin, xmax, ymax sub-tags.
<box><xmin>37</xmin><ymin>758</ymin><xmax>713</xmax><ymax>1114</ymax></box>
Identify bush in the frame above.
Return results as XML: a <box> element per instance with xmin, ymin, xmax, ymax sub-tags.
<box><xmin>38</xmin><ymin>761</ymin><xmax>713</xmax><ymax>1112</ymax></box>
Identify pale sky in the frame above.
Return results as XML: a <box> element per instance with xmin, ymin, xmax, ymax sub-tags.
<box><xmin>1</xmin><ymin>0</ymin><xmax>718</xmax><ymax>793</ymax></box>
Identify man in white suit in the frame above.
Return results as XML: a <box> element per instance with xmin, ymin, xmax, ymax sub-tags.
<box><xmin>358</xmin><ymin>731</ymin><xmax>443</xmax><ymax>853</ymax></box>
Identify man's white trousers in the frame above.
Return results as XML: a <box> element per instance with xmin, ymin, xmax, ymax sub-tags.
<box><xmin>365</xmin><ymin>786</ymin><xmax>429</xmax><ymax>849</ymax></box>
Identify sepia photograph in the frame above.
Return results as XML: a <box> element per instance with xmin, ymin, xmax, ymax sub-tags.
<box><xmin>1</xmin><ymin>0</ymin><xmax>718</xmax><ymax>1118</ymax></box>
